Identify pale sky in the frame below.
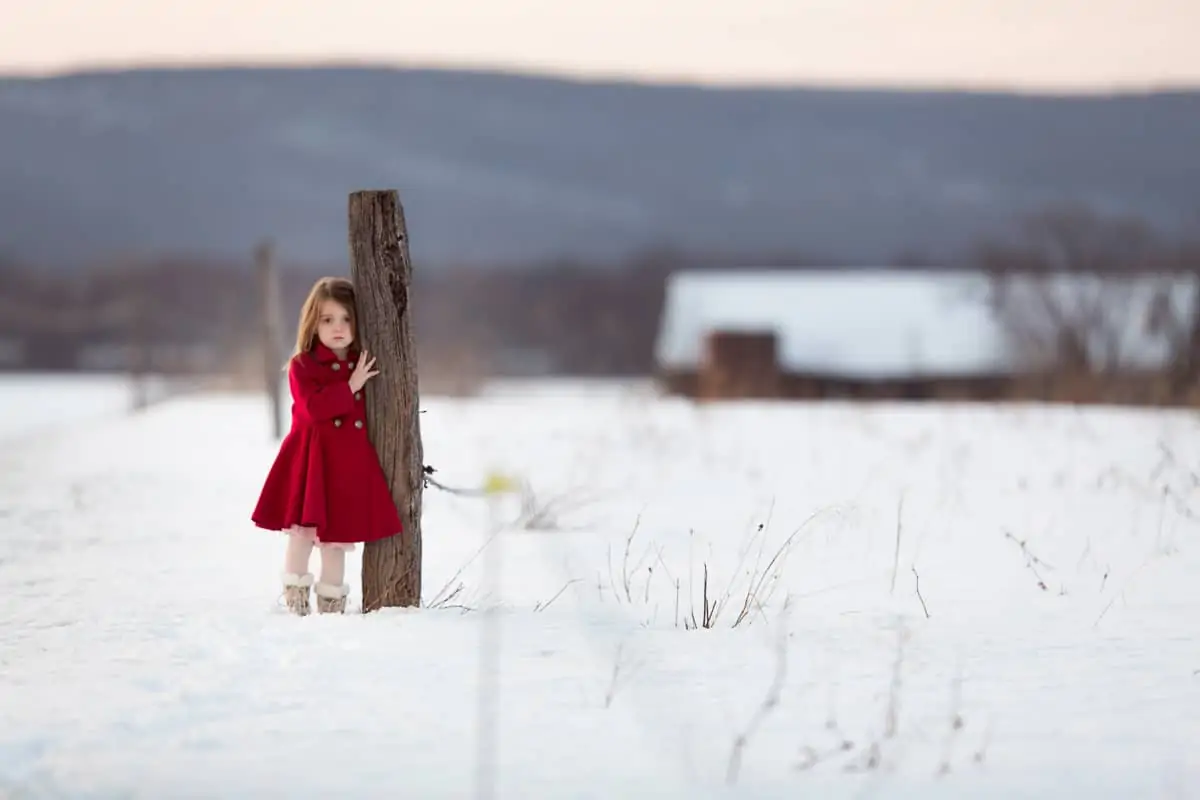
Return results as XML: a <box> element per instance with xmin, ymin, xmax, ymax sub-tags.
<box><xmin>2</xmin><ymin>0</ymin><xmax>1197</xmax><ymax>92</ymax></box>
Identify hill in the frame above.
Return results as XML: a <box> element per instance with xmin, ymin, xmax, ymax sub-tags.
<box><xmin>1</xmin><ymin>66</ymin><xmax>1198</xmax><ymax>270</ymax></box>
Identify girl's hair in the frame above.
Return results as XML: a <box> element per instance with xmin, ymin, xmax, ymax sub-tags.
<box><xmin>290</xmin><ymin>276</ymin><xmax>358</xmax><ymax>362</ymax></box>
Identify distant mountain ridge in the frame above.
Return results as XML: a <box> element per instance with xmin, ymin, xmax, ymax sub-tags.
<box><xmin>1</xmin><ymin>65</ymin><xmax>1198</xmax><ymax>271</ymax></box>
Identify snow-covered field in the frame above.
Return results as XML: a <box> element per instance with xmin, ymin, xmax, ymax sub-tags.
<box><xmin>0</xmin><ymin>374</ymin><xmax>140</xmax><ymax>443</ymax></box>
<box><xmin>2</xmin><ymin>374</ymin><xmax>1199</xmax><ymax>799</ymax></box>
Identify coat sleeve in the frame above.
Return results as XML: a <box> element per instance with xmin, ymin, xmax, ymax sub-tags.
<box><xmin>289</xmin><ymin>356</ymin><xmax>355</xmax><ymax>423</ymax></box>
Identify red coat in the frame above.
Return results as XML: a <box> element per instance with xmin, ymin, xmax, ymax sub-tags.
<box><xmin>252</xmin><ymin>343</ymin><xmax>403</xmax><ymax>545</ymax></box>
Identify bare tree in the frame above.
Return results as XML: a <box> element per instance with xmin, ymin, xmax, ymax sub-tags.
<box><xmin>976</xmin><ymin>205</ymin><xmax>1190</xmax><ymax>378</ymax></box>
<box><xmin>1144</xmin><ymin>236</ymin><xmax>1200</xmax><ymax>396</ymax></box>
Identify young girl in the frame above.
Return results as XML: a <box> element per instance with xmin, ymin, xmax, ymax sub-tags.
<box><xmin>251</xmin><ymin>276</ymin><xmax>404</xmax><ymax>615</ymax></box>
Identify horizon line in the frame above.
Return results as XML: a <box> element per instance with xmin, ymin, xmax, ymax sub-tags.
<box><xmin>3</xmin><ymin>55</ymin><xmax>1199</xmax><ymax>98</ymax></box>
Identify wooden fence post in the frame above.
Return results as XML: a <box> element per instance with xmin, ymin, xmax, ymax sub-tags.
<box><xmin>128</xmin><ymin>271</ymin><xmax>151</xmax><ymax>412</ymax></box>
<box><xmin>348</xmin><ymin>190</ymin><xmax>424</xmax><ymax>610</ymax></box>
<box><xmin>256</xmin><ymin>240</ymin><xmax>284</xmax><ymax>439</ymax></box>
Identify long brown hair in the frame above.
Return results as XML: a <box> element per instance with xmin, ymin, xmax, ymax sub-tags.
<box><xmin>288</xmin><ymin>276</ymin><xmax>358</xmax><ymax>365</ymax></box>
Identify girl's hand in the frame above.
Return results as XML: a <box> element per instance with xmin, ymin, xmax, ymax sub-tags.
<box><xmin>348</xmin><ymin>351</ymin><xmax>379</xmax><ymax>393</ymax></box>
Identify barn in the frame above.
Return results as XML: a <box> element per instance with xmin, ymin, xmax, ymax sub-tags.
<box><xmin>652</xmin><ymin>268</ymin><xmax>1200</xmax><ymax>404</ymax></box>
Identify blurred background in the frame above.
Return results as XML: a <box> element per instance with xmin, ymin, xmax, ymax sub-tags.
<box><xmin>2</xmin><ymin>0</ymin><xmax>1199</xmax><ymax>409</ymax></box>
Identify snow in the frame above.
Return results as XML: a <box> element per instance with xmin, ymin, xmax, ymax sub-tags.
<box><xmin>0</xmin><ymin>373</ymin><xmax>140</xmax><ymax>444</ymax></box>
<box><xmin>654</xmin><ymin>269</ymin><xmax>1199</xmax><ymax>378</ymax></box>
<box><xmin>0</xmin><ymin>372</ymin><xmax>196</xmax><ymax>445</ymax></box>
<box><xmin>2</xmin><ymin>375</ymin><xmax>1200</xmax><ymax>798</ymax></box>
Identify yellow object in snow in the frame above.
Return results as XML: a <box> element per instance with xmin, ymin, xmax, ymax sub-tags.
<box><xmin>482</xmin><ymin>471</ymin><xmax>520</xmax><ymax>495</ymax></box>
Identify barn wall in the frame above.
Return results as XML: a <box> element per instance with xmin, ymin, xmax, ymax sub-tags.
<box><xmin>697</xmin><ymin>331</ymin><xmax>781</xmax><ymax>400</ymax></box>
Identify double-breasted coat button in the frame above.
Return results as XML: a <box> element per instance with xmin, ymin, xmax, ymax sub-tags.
<box><xmin>349</xmin><ymin>362</ymin><xmax>356</xmax><ymax>369</ymax></box>
<box><xmin>354</xmin><ymin>392</ymin><xmax>362</xmax><ymax>401</ymax></box>
<box><xmin>331</xmin><ymin>362</ymin><xmax>340</xmax><ymax>371</ymax></box>
<box><xmin>354</xmin><ymin>420</ymin><xmax>363</xmax><ymax>429</ymax></box>
<box><xmin>333</xmin><ymin>418</ymin><xmax>342</xmax><ymax>427</ymax></box>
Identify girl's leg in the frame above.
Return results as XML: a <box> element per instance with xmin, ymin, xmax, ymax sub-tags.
<box><xmin>284</xmin><ymin>530</ymin><xmax>315</xmax><ymax>576</ymax></box>
<box><xmin>282</xmin><ymin>528</ymin><xmax>316</xmax><ymax>616</ymax></box>
<box><xmin>318</xmin><ymin>546</ymin><xmax>346</xmax><ymax>586</ymax></box>
<box><xmin>315</xmin><ymin>545</ymin><xmax>349</xmax><ymax>614</ymax></box>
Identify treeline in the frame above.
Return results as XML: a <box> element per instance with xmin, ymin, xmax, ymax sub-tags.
<box><xmin>2</xmin><ymin>206</ymin><xmax>1197</xmax><ymax>392</ymax></box>
<box><xmin>0</xmin><ymin>246</ymin><xmax>836</xmax><ymax>379</ymax></box>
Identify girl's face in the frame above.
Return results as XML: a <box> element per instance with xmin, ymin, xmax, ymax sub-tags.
<box><xmin>316</xmin><ymin>299</ymin><xmax>354</xmax><ymax>354</ymax></box>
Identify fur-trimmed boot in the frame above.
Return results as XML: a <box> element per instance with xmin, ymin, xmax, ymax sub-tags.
<box><xmin>282</xmin><ymin>572</ymin><xmax>314</xmax><ymax>616</ymax></box>
<box><xmin>315</xmin><ymin>581</ymin><xmax>349</xmax><ymax>615</ymax></box>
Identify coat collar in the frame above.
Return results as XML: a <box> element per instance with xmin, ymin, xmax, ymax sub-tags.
<box><xmin>309</xmin><ymin>342</ymin><xmax>359</xmax><ymax>365</ymax></box>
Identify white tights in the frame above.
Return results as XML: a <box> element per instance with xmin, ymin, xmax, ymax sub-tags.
<box><xmin>284</xmin><ymin>531</ymin><xmax>347</xmax><ymax>587</ymax></box>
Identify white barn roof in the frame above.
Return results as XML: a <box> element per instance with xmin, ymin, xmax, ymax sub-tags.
<box><xmin>654</xmin><ymin>269</ymin><xmax>1198</xmax><ymax>379</ymax></box>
